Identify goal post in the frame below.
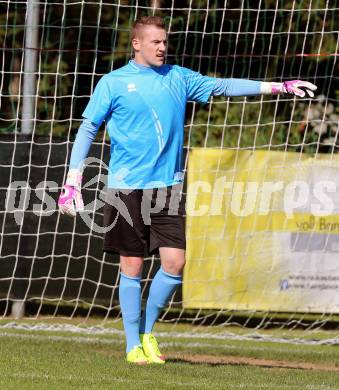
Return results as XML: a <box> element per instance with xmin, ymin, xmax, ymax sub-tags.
<box><xmin>0</xmin><ymin>0</ymin><xmax>338</xmax><ymax>342</ymax></box>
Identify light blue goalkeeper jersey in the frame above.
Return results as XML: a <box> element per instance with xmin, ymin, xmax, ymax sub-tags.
<box><xmin>82</xmin><ymin>60</ymin><xmax>216</xmax><ymax>189</ymax></box>
<box><xmin>74</xmin><ymin>60</ymin><xmax>261</xmax><ymax>189</ymax></box>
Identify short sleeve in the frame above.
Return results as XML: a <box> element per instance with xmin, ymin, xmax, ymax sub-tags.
<box><xmin>181</xmin><ymin>67</ymin><xmax>217</xmax><ymax>103</ymax></box>
<box><xmin>82</xmin><ymin>75</ymin><xmax>114</xmax><ymax>126</ymax></box>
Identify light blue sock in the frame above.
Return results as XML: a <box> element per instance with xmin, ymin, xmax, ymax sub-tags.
<box><xmin>140</xmin><ymin>267</ymin><xmax>182</xmax><ymax>334</ymax></box>
<box><xmin>119</xmin><ymin>273</ymin><xmax>142</xmax><ymax>353</ymax></box>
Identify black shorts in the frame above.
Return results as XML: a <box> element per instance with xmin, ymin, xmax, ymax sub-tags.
<box><xmin>103</xmin><ymin>184</ymin><xmax>186</xmax><ymax>257</ymax></box>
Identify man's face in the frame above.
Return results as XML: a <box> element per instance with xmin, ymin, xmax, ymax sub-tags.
<box><xmin>132</xmin><ymin>25</ymin><xmax>167</xmax><ymax>67</ymax></box>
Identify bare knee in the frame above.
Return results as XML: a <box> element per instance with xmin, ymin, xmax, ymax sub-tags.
<box><xmin>159</xmin><ymin>247</ymin><xmax>186</xmax><ymax>275</ymax></box>
<box><xmin>120</xmin><ymin>256</ymin><xmax>143</xmax><ymax>278</ymax></box>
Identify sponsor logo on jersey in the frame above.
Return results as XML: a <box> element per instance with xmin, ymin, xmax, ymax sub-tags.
<box><xmin>127</xmin><ymin>83</ymin><xmax>137</xmax><ymax>92</ymax></box>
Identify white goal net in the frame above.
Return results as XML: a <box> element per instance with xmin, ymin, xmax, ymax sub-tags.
<box><xmin>0</xmin><ymin>0</ymin><xmax>338</xmax><ymax>344</ymax></box>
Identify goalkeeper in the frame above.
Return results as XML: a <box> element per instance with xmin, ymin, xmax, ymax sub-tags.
<box><xmin>58</xmin><ymin>16</ymin><xmax>317</xmax><ymax>364</ymax></box>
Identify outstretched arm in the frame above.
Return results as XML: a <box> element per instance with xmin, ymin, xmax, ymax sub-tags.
<box><xmin>212</xmin><ymin>78</ymin><xmax>317</xmax><ymax>98</ymax></box>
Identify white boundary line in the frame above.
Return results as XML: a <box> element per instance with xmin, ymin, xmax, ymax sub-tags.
<box><xmin>0</xmin><ymin>331</ymin><xmax>336</xmax><ymax>354</ymax></box>
<box><xmin>0</xmin><ymin>321</ymin><xmax>338</xmax><ymax>346</ymax></box>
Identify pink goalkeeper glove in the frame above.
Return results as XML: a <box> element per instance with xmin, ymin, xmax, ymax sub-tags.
<box><xmin>58</xmin><ymin>169</ymin><xmax>84</xmax><ymax>217</ymax></box>
<box><xmin>270</xmin><ymin>80</ymin><xmax>317</xmax><ymax>97</ymax></box>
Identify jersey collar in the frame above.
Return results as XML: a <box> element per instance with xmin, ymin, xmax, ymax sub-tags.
<box><xmin>129</xmin><ymin>59</ymin><xmax>165</xmax><ymax>73</ymax></box>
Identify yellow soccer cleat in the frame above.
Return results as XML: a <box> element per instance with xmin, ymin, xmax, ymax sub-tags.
<box><xmin>126</xmin><ymin>345</ymin><xmax>149</xmax><ymax>365</ymax></box>
<box><xmin>140</xmin><ymin>333</ymin><xmax>165</xmax><ymax>364</ymax></box>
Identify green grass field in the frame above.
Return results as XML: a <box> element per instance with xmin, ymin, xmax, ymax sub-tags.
<box><xmin>0</xmin><ymin>320</ymin><xmax>338</xmax><ymax>390</ymax></box>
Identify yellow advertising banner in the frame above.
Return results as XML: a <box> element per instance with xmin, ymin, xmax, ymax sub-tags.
<box><xmin>184</xmin><ymin>149</ymin><xmax>339</xmax><ymax>313</ymax></box>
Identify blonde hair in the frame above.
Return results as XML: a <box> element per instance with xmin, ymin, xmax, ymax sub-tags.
<box><xmin>131</xmin><ymin>16</ymin><xmax>166</xmax><ymax>40</ymax></box>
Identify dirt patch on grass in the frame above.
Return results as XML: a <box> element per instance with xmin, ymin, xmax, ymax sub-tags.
<box><xmin>90</xmin><ymin>346</ymin><xmax>339</xmax><ymax>372</ymax></box>
<box><xmin>167</xmin><ymin>353</ymin><xmax>339</xmax><ymax>372</ymax></box>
